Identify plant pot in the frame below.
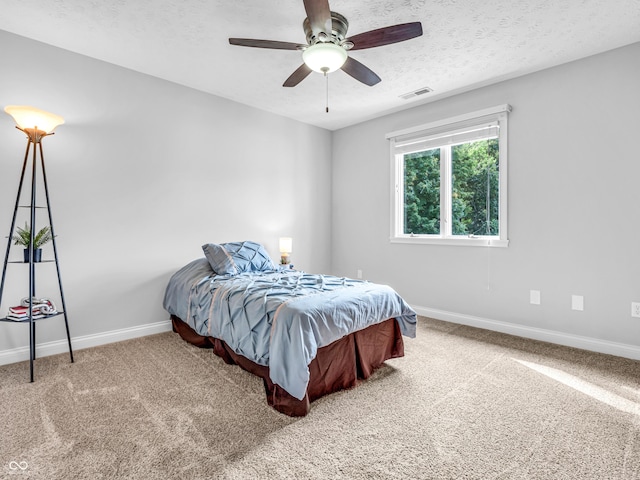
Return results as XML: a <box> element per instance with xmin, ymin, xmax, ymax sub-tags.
<box><xmin>23</xmin><ymin>248</ymin><xmax>42</xmax><ymax>263</ymax></box>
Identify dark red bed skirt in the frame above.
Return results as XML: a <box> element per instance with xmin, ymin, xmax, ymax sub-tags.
<box><xmin>170</xmin><ymin>315</ymin><xmax>404</xmax><ymax>416</ymax></box>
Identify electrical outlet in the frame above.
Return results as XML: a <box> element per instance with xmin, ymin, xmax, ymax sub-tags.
<box><xmin>357</xmin><ymin>269</ymin><xmax>363</xmax><ymax>279</ymax></box>
<box><xmin>632</xmin><ymin>302</ymin><xmax>640</xmax><ymax>318</ymax></box>
<box><xmin>572</xmin><ymin>295</ymin><xmax>584</xmax><ymax>311</ymax></box>
<box><xmin>530</xmin><ymin>290</ymin><xmax>541</xmax><ymax>305</ymax></box>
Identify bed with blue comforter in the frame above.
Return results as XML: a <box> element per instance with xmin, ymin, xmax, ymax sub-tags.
<box><xmin>163</xmin><ymin>241</ymin><xmax>417</xmax><ymax>416</ymax></box>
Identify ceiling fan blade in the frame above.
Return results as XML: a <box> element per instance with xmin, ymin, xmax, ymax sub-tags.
<box><xmin>303</xmin><ymin>0</ymin><xmax>332</xmax><ymax>37</ymax></box>
<box><xmin>347</xmin><ymin>22</ymin><xmax>423</xmax><ymax>51</ymax></box>
<box><xmin>340</xmin><ymin>57</ymin><xmax>381</xmax><ymax>86</ymax></box>
<box><xmin>283</xmin><ymin>64</ymin><xmax>313</xmax><ymax>87</ymax></box>
<box><xmin>229</xmin><ymin>38</ymin><xmax>303</xmax><ymax>50</ymax></box>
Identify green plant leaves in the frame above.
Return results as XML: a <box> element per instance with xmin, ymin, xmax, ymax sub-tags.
<box><xmin>12</xmin><ymin>222</ymin><xmax>53</xmax><ymax>249</ymax></box>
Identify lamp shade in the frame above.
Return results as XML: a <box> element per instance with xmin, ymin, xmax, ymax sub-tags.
<box><xmin>4</xmin><ymin>105</ymin><xmax>65</xmax><ymax>134</ymax></box>
<box><xmin>302</xmin><ymin>43</ymin><xmax>348</xmax><ymax>73</ymax></box>
<box><xmin>279</xmin><ymin>237</ymin><xmax>293</xmax><ymax>254</ymax></box>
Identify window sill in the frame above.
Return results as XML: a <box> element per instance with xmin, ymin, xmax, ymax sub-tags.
<box><xmin>390</xmin><ymin>236</ymin><xmax>509</xmax><ymax>248</ymax></box>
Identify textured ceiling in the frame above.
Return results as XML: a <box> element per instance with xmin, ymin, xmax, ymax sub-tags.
<box><xmin>1</xmin><ymin>0</ymin><xmax>639</xmax><ymax>130</ymax></box>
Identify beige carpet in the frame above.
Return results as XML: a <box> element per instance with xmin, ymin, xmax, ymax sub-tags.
<box><xmin>1</xmin><ymin>317</ymin><xmax>639</xmax><ymax>479</ymax></box>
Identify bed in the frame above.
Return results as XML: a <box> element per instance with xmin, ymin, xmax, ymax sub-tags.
<box><xmin>163</xmin><ymin>241</ymin><xmax>417</xmax><ymax>416</ymax></box>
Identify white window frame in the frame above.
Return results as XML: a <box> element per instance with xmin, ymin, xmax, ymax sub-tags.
<box><xmin>387</xmin><ymin>104</ymin><xmax>511</xmax><ymax>247</ymax></box>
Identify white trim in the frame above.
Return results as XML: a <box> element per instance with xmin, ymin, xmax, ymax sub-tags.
<box><xmin>498</xmin><ymin>111</ymin><xmax>509</xmax><ymax>239</ymax></box>
<box><xmin>3</xmin><ymin>310</ymin><xmax>637</xmax><ymax>369</ymax></box>
<box><xmin>413</xmin><ymin>305</ymin><xmax>640</xmax><ymax>361</ymax></box>
<box><xmin>391</xmin><ymin>236</ymin><xmax>509</xmax><ymax>247</ymax></box>
<box><xmin>391</xmin><ymin>145</ymin><xmax>403</xmax><ymax>239</ymax></box>
<box><xmin>441</xmin><ymin>144</ymin><xmax>451</xmax><ymax>236</ymax></box>
<box><xmin>385</xmin><ymin>104</ymin><xmax>512</xmax><ymax>140</ymax></box>
<box><xmin>389</xmin><ymin>106</ymin><xmax>510</xmax><ymax>246</ymax></box>
<box><xmin>0</xmin><ymin>319</ymin><xmax>173</xmax><ymax>366</ymax></box>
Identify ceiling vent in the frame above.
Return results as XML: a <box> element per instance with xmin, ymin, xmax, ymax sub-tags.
<box><xmin>399</xmin><ymin>87</ymin><xmax>433</xmax><ymax>100</ymax></box>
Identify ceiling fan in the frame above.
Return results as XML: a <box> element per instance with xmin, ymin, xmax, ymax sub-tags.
<box><xmin>229</xmin><ymin>0</ymin><xmax>423</xmax><ymax>88</ymax></box>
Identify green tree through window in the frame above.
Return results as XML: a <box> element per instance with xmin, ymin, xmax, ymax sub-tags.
<box><xmin>402</xmin><ymin>138</ymin><xmax>499</xmax><ymax>237</ymax></box>
<box><xmin>403</xmin><ymin>149</ymin><xmax>440</xmax><ymax>234</ymax></box>
<box><xmin>451</xmin><ymin>138</ymin><xmax>499</xmax><ymax>236</ymax></box>
<box><xmin>389</xmin><ymin>104</ymin><xmax>510</xmax><ymax>246</ymax></box>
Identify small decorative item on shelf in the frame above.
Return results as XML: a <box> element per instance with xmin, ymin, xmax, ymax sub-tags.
<box><xmin>11</xmin><ymin>222</ymin><xmax>53</xmax><ymax>263</ymax></box>
<box><xmin>6</xmin><ymin>297</ymin><xmax>57</xmax><ymax>321</ymax></box>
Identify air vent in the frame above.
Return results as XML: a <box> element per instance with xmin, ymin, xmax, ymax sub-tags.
<box><xmin>399</xmin><ymin>87</ymin><xmax>433</xmax><ymax>100</ymax></box>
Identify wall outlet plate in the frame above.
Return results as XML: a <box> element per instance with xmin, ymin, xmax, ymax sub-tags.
<box><xmin>572</xmin><ymin>295</ymin><xmax>584</xmax><ymax>311</ymax></box>
<box><xmin>530</xmin><ymin>290</ymin><xmax>541</xmax><ymax>305</ymax></box>
<box><xmin>632</xmin><ymin>302</ymin><xmax>640</xmax><ymax>318</ymax></box>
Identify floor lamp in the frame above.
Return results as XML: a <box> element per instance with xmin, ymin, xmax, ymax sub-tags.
<box><xmin>0</xmin><ymin>105</ymin><xmax>74</xmax><ymax>382</ymax></box>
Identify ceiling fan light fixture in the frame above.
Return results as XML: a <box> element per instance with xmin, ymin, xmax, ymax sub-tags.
<box><xmin>302</xmin><ymin>42</ymin><xmax>347</xmax><ymax>73</ymax></box>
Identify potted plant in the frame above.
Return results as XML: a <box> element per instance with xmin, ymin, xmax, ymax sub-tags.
<box><xmin>12</xmin><ymin>222</ymin><xmax>53</xmax><ymax>262</ymax></box>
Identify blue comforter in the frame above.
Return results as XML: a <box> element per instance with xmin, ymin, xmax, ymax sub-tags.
<box><xmin>163</xmin><ymin>259</ymin><xmax>417</xmax><ymax>400</ymax></box>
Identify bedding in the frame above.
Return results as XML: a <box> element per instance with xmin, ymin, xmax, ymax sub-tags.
<box><xmin>202</xmin><ymin>241</ymin><xmax>276</xmax><ymax>275</ymax></box>
<box><xmin>163</xmin><ymin>244</ymin><xmax>417</xmax><ymax>412</ymax></box>
<box><xmin>170</xmin><ymin>315</ymin><xmax>403</xmax><ymax>416</ymax></box>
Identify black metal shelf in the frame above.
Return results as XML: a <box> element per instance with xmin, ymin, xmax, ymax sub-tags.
<box><xmin>0</xmin><ymin>311</ymin><xmax>64</xmax><ymax>323</ymax></box>
<box><xmin>0</xmin><ymin>132</ymin><xmax>74</xmax><ymax>382</ymax></box>
<box><xmin>7</xmin><ymin>260</ymin><xmax>55</xmax><ymax>264</ymax></box>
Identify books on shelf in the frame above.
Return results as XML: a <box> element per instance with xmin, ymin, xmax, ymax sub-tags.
<box><xmin>7</xmin><ymin>312</ymin><xmax>46</xmax><ymax>321</ymax></box>
<box><xmin>5</xmin><ymin>299</ymin><xmax>57</xmax><ymax>321</ymax></box>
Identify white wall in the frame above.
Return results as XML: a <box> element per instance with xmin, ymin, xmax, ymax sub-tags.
<box><xmin>331</xmin><ymin>42</ymin><xmax>640</xmax><ymax>357</ymax></box>
<box><xmin>1</xmin><ymin>28</ymin><xmax>638</xmax><ymax>365</ymax></box>
<box><xmin>0</xmin><ymin>30</ymin><xmax>332</xmax><ymax>358</ymax></box>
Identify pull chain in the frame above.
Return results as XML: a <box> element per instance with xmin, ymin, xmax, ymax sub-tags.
<box><xmin>322</xmin><ymin>67</ymin><xmax>330</xmax><ymax>113</ymax></box>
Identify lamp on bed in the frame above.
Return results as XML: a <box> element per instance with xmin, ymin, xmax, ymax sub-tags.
<box><xmin>279</xmin><ymin>237</ymin><xmax>292</xmax><ymax>265</ymax></box>
<box><xmin>1</xmin><ymin>105</ymin><xmax>74</xmax><ymax>382</ymax></box>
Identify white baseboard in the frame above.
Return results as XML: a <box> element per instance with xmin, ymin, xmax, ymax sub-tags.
<box><xmin>414</xmin><ymin>306</ymin><xmax>640</xmax><ymax>361</ymax></box>
<box><xmin>0</xmin><ymin>319</ymin><xmax>173</xmax><ymax>366</ymax></box>
<box><xmin>3</xmin><ymin>309</ymin><xmax>638</xmax><ymax>367</ymax></box>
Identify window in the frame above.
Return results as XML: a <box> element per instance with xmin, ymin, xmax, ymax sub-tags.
<box><xmin>387</xmin><ymin>105</ymin><xmax>511</xmax><ymax>247</ymax></box>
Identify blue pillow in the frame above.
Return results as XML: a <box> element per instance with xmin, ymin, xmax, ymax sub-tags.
<box><xmin>202</xmin><ymin>241</ymin><xmax>276</xmax><ymax>275</ymax></box>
